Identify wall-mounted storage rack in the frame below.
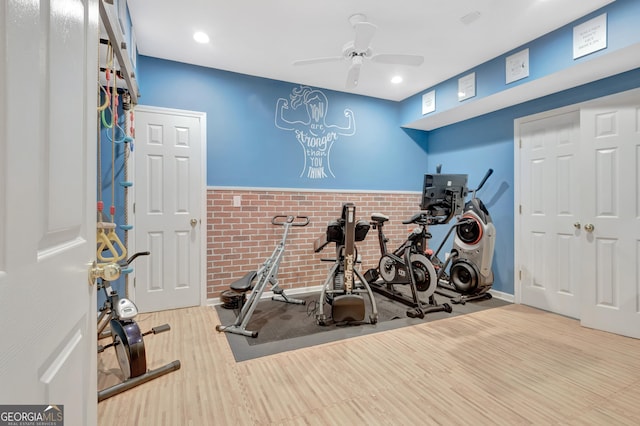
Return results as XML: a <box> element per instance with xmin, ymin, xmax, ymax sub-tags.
<box><xmin>99</xmin><ymin>0</ymin><xmax>139</xmax><ymax>103</ymax></box>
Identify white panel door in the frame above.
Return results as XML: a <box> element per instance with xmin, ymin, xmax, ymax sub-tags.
<box><xmin>518</xmin><ymin>110</ymin><xmax>582</xmax><ymax>319</ymax></box>
<box><xmin>0</xmin><ymin>0</ymin><xmax>97</xmax><ymax>424</ymax></box>
<box><xmin>133</xmin><ymin>107</ymin><xmax>205</xmax><ymax>312</ymax></box>
<box><xmin>580</xmin><ymin>90</ymin><xmax>640</xmax><ymax>338</ymax></box>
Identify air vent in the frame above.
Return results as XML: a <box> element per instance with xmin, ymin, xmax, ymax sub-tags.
<box><xmin>460</xmin><ymin>11</ymin><xmax>481</xmax><ymax>25</ymax></box>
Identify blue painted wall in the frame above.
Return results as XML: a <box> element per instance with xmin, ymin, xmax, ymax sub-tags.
<box><xmin>137</xmin><ymin>58</ymin><xmax>428</xmax><ymax>191</ymax></box>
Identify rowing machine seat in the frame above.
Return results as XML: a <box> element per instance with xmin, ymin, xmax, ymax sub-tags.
<box><xmin>230</xmin><ymin>270</ymin><xmax>257</xmax><ymax>292</ymax></box>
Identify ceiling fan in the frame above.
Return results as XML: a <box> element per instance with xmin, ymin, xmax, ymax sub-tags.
<box><xmin>293</xmin><ymin>13</ymin><xmax>425</xmax><ymax>89</ymax></box>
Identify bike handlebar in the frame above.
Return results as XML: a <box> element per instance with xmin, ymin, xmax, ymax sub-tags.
<box><xmin>122</xmin><ymin>251</ymin><xmax>150</xmax><ymax>267</ymax></box>
<box><xmin>474</xmin><ymin>168</ymin><xmax>493</xmax><ymax>192</ymax></box>
<box><xmin>402</xmin><ymin>212</ymin><xmax>428</xmax><ymax>225</ymax></box>
<box><xmin>271</xmin><ymin>215</ymin><xmax>310</xmax><ymax>227</ymax></box>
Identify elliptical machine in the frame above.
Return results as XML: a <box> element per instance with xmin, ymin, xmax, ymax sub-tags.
<box><xmin>430</xmin><ymin>168</ymin><xmax>496</xmax><ymax>304</ymax></box>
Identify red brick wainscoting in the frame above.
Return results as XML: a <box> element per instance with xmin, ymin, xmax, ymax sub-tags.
<box><xmin>206</xmin><ymin>188</ymin><xmax>426</xmax><ymax>300</ymax></box>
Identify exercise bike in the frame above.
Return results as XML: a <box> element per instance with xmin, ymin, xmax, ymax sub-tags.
<box><xmin>314</xmin><ymin>203</ymin><xmax>378</xmax><ymax>325</ymax></box>
<box><xmin>215</xmin><ymin>215</ymin><xmax>309</xmax><ymax>338</ymax></box>
<box><xmin>364</xmin><ymin>210</ymin><xmax>452</xmax><ymax>319</ymax></box>
<box><xmin>430</xmin><ymin>168</ymin><xmax>496</xmax><ymax>304</ymax></box>
<box><xmin>96</xmin><ymin>251</ymin><xmax>181</xmax><ymax>402</ymax></box>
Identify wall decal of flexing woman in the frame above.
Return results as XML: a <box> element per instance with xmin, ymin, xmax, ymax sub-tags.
<box><xmin>275</xmin><ymin>85</ymin><xmax>356</xmax><ymax>179</ymax></box>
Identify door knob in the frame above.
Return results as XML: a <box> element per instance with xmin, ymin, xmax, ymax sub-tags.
<box><xmin>573</xmin><ymin>222</ymin><xmax>581</xmax><ymax>229</ymax></box>
<box><xmin>190</xmin><ymin>218</ymin><xmax>198</xmax><ymax>227</ymax></box>
<box><xmin>584</xmin><ymin>223</ymin><xmax>595</xmax><ymax>232</ymax></box>
<box><xmin>89</xmin><ymin>261</ymin><xmax>121</xmax><ymax>285</ymax></box>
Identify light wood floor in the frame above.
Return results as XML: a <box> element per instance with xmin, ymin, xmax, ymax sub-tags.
<box><xmin>98</xmin><ymin>304</ymin><xmax>640</xmax><ymax>425</ymax></box>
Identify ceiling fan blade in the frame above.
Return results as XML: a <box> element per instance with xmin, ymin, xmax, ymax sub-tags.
<box><xmin>371</xmin><ymin>53</ymin><xmax>424</xmax><ymax>66</ymax></box>
<box><xmin>293</xmin><ymin>56</ymin><xmax>344</xmax><ymax>66</ymax></box>
<box><xmin>353</xmin><ymin>22</ymin><xmax>377</xmax><ymax>51</ymax></box>
<box><xmin>346</xmin><ymin>59</ymin><xmax>362</xmax><ymax>88</ymax></box>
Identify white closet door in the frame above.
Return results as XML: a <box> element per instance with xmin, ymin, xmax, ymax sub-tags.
<box><xmin>518</xmin><ymin>110</ymin><xmax>582</xmax><ymax>319</ymax></box>
<box><xmin>517</xmin><ymin>88</ymin><xmax>640</xmax><ymax>339</ymax></box>
<box><xmin>133</xmin><ymin>106</ymin><xmax>205</xmax><ymax>313</ymax></box>
<box><xmin>579</xmin><ymin>89</ymin><xmax>640</xmax><ymax>339</ymax></box>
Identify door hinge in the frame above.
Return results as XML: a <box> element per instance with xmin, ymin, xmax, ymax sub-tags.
<box><xmin>519</xmin><ymin>204</ymin><xmax>522</xmax><ymax>214</ymax></box>
<box><xmin>519</xmin><ymin>269</ymin><xmax>522</xmax><ymax>281</ymax></box>
<box><xmin>519</xmin><ymin>139</ymin><xmax>522</xmax><ymax>149</ymax></box>
<box><xmin>133</xmin><ymin>202</ymin><xmax>135</xmax><ymax>214</ymax></box>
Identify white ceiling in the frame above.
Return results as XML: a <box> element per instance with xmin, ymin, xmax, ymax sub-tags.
<box><xmin>127</xmin><ymin>0</ymin><xmax>614</xmax><ymax>102</ymax></box>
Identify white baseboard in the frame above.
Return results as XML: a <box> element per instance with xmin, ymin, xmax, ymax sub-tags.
<box><xmin>489</xmin><ymin>289</ymin><xmax>514</xmax><ymax>303</ymax></box>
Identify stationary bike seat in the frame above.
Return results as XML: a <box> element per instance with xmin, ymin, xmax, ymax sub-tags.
<box><xmin>230</xmin><ymin>271</ymin><xmax>257</xmax><ymax>292</ymax></box>
<box><xmin>371</xmin><ymin>213</ymin><xmax>389</xmax><ymax>223</ymax></box>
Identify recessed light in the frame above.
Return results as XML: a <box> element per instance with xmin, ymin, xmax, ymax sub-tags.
<box><xmin>193</xmin><ymin>31</ymin><xmax>210</xmax><ymax>44</ymax></box>
<box><xmin>391</xmin><ymin>75</ymin><xmax>403</xmax><ymax>84</ymax></box>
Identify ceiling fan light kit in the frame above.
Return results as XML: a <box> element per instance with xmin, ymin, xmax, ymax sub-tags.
<box><xmin>293</xmin><ymin>13</ymin><xmax>424</xmax><ymax>89</ymax></box>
